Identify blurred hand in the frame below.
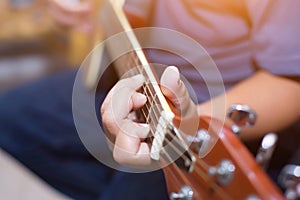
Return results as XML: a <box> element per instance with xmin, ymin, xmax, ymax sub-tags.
<box><xmin>47</xmin><ymin>0</ymin><xmax>93</xmax><ymax>32</ymax></box>
<box><xmin>101</xmin><ymin>66</ymin><xmax>197</xmax><ymax>167</ymax></box>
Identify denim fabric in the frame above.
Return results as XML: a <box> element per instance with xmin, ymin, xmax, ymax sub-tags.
<box><xmin>0</xmin><ymin>69</ymin><xmax>168</xmax><ymax>200</ymax></box>
<box><xmin>99</xmin><ymin>170</ymin><xmax>168</xmax><ymax>200</ymax></box>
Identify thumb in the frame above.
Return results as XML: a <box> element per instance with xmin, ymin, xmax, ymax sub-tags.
<box><xmin>160</xmin><ymin>66</ymin><xmax>197</xmax><ymax>118</ymax></box>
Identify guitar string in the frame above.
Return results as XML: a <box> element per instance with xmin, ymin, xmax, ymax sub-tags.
<box><xmin>161</xmin><ymin>146</ymin><xmax>232</xmax><ymax>200</ymax></box>
<box><xmin>123</xmin><ymin>55</ymin><xmax>195</xmax><ymax>166</ymax></box>
<box><xmin>105</xmin><ymin>7</ymin><xmax>238</xmax><ymax>198</ymax></box>
<box><xmin>123</xmin><ymin>55</ymin><xmax>157</xmax><ymax>147</ymax></box>
<box><xmin>122</xmin><ymin>54</ymin><xmax>233</xmax><ymax>200</ymax></box>
<box><xmin>125</xmin><ymin>56</ymin><xmax>214</xmax><ymax>173</ymax></box>
<box><xmin>125</xmin><ymin>54</ymin><xmax>213</xmax><ymax>170</ymax></box>
<box><xmin>124</xmin><ymin>53</ymin><xmax>161</xmax><ymax>132</ymax></box>
<box><xmin>124</xmin><ymin>53</ymin><xmax>212</xmax><ymax>168</ymax></box>
<box><xmin>140</xmin><ymin>99</ymin><xmax>233</xmax><ymax>200</ymax></box>
<box><xmin>162</xmin><ymin>129</ymin><xmax>233</xmax><ymax>200</ymax></box>
<box><xmin>125</xmin><ymin>54</ymin><xmax>206</xmax><ymax>165</ymax></box>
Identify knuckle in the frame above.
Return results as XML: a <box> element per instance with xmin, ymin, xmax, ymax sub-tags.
<box><xmin>101</xmin><ymin>110</ymin><xmax>114</xmax><ymax>127</ymax></box>
<box><xmin>113</xmin><ymin>148</ymin><xmax>127</xmax><ymax>164</ymax></box>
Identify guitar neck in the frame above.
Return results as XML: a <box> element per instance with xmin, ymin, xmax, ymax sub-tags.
<box><xmin>100</xmin><ymin>0</ymin><xmax>176</xmax><ymax>160</ymax></box>
<box><xmin>99</xmin><ymin>2</ymin><xmax>284</xmax><ymax>199</ymax></box>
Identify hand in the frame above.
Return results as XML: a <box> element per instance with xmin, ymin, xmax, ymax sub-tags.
<box><xmin>47</xmin><ymin>0</ymin><xmax>93</xmax><ymax>32</ymax></box>
<box><xmin>101</xmin><ymin>66</ymin><xmax>197</xmax><ymax>167</ymax></box>
<box><xmin>160</xmin><ymin>66</ymin><xmax>197</xmax><ymax>119</ymax></box>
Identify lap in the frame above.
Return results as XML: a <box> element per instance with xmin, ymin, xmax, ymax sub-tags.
<box><xmin>0</xmin><ymin>69</ymin><xmax>168</xmax><ymax>200</ymax></box>
<box><xmin>0</xmin><ymin>70</ymin><xmax>113</xmax><ymax>199</ymax></box>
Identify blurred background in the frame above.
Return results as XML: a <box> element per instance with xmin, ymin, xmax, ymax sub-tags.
<box><xmin>0</xmin><ymin>0</ymin><xmax>97</xmax><ymax>92</ymax></box>
<box><xmin>0</xmin><ymin>0</ymin><xmax>101</xmax><ymax>198</ymax></box>
<box><xmin>0</xmin><ymin>1</ymin><xmax>299</xmax><ymax>199</ymax></box>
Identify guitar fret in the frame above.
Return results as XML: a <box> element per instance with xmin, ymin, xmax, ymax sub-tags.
<box><xmin>101</xmin><ymin>0</ymin><xmax>175</xmax><ymax>161</ymax></box>
<box><xmin>100</xmin><ymin>3</ymin><xmax>285</xmax><ymax>199</ymax></box>
<box><xmin>142</xmin><ymin>83</ymin><xmax>162</xmax><ymax>117</ymax></box>
<box><xmin>138</xmin><ymin>64</ymin><xmax>148</xmax><ymax>78</ymax></box>
<box><xmin>150</xmin><ymin>110</ymin><xmax>175</xmax><ymax>160</ymax></box>
<box><xmin>146</xmin><ymin>94</ymin><xmax>158</xmax><ymax>123</ymax></box>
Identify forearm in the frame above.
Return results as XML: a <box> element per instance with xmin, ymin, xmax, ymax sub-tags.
<box><xmin>198</xmin><ymin>70</ymin><xmax>300</xmax><ymax>141</ymax></box>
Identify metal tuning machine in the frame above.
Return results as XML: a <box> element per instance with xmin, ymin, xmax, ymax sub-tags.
<box><xmin>278</xmin><ymin>164</ymin><xmax>300</xmax><ymax>200</ymax></box>
<box><xmin>169</xmin><ymin>185</ymin><xmax>194</xmax><ymax>200</ymax></box>
<box><xmin>255</xmin><ymin>133</ymin><xmax>278</xmax><ymax>170</ymax></box>
<box><xmin>208</xmin><ymin>159</ymin><xmax>236</xmax><ymax>186</ymax></box>
<box><xmin>227</xmin><ymin>104</ymin><xmax>257</xmax><ymax>136</ymax></box>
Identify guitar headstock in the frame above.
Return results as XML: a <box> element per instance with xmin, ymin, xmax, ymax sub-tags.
<box><xmin>97</xmin><ymin>1</ymin><xmax>286</xmax><ymax>198</ymax></box>
<box><xmin>163</xmin><ymin>116</ymin><xmax>284</xmax><ymax>200</ymax></box>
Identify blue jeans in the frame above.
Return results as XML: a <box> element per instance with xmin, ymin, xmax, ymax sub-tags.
<box><xmin>0</xmin><ymin>69</ymin><xmax>168</xmax><ymax>200</ymax></box>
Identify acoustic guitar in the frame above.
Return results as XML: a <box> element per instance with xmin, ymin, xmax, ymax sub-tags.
<box><xmin>94</xmin><ymin>0</ymin><xmax>284</xmax><ymax>199</ymax></box>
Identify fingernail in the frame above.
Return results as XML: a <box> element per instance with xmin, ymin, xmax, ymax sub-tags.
<box><xmin>167</xmin><ymin>66</ymin><xmax>180</xmax><ymax>85</ymax></box>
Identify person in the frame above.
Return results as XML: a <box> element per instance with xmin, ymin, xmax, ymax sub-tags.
<box><xmin>0</xmin><ymin>0</ymin><xmax>299</xmax><ymax>199</ymax></box>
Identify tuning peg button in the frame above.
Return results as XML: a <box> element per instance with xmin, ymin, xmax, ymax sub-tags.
<box><xmin>278</xmin><ymin>164</ymin><xmax>300</xmax><ymax>200</ymax></box>
<box><xmin>208</xmin><ymin>159</ymin><xmax>235</xmax><ymax>186</ymax></box>
<box><xmin>186</xmin><ymin>129</ymin><xmax>211</xmax><ymax>156</ymax></box>
<box><xmin>169</xmin><ymin>185</ymin><xmax>193</xmax><ymax>200</ymax></box>
<box><xmin>256</xmin><ymin>133</ymin><xmax>278</xmax><ymax>170</ymax></box>
<box><xmin>227</xmin><ymin>104</ymin><xmax>256</xmax><ymax>136</ymax></box>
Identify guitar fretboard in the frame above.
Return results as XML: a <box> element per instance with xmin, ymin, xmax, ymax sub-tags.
<box><xmin>100</xmin><ymin>0</ymin><xmax>175</xmax><ymax>160</ymax></box>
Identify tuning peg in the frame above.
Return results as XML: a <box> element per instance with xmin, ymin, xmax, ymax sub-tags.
<box><xmin>169</xmin><ymin>185</ymin><xmax>193</xmax><ymax>200</ymax></box>
<box><xmin>226</xmin><ymin>104</ymin><xmax>256</xmax><ymax>136</ymax></box>
<box><xmin>278</xmin><ymin>164</ymin><xmax>300</xmax><ymax>200</ymax></box>
<box><xmin>255</xmin><ymin>133</ymin><xmax>278</xmax><ymax>170</ymax></box>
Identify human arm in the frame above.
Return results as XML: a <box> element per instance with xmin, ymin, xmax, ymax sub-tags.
<box><xmin>46</xmin><ymin>0</ymin><xmax>151</xmax><ymax>32</ymax></box>
<box><xmin>198</xmin><ymin>70</ymin><xmax>300</xmax><ymax>141</ymax></box>
<box><xmin>101</xmin><ymin>66</ymin><xmax>300</xmax><ymax>166</ymax></box>
<box><xmin>47</xmin><ymin>0</ymin><xmax>93</xmax><ymax>32</ymax></box>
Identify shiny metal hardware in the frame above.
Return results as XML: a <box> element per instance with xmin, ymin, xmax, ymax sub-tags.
<box><xmin>278</xmin><ymin>164</ymin><xmax>300</xmax><ymax>200</ymax></box>
<box><xmin>208</xmin><ymin>159</ymin><xmax>236</xmax><ymax>185</ymax></box>
<box><xmin>256</xmin><ymin>133</ymin><xmax>278</xmax><ymax>170</ymax></box>
<box><xmin>227</xmin><ymin>104</ymin><xmax>256</xmax><ymax>136</ymax></box>
<box><xmin>246</xmin><ymin>195</ymin><xmax>261</xmax><ymax>200</ymax></box>
<box><xmin>169</xmin><ymin>185</ymin><xmax>194</xmax><ymax>200</ymax></box>
<box><xmin>186</xmin><ymin>129</ymin><xmax>211</xmax><ymax>156</ymax></box>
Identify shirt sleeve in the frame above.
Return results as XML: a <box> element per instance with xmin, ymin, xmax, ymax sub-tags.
<box><xmin>246</xmin><ymin>0</ymin><xmax>300</xmax><ymax>76</ymax></box>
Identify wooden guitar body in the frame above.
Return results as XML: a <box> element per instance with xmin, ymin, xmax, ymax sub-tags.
<box><xmin>163</xmin><ymin>116</ymin><xmax>283</xmax><ymax>200</ymax></box>
<box><xmin>98</xmin><ymin>1</ymin><xmax>285</xmax><ymax>199</ymax></box>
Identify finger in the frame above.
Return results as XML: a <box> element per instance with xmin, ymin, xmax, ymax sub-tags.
<box><xmin>48</xmin><ymin>0</ymin><xmax>91</xmax><ymax>27</ymax></box>
<box><xmin>113</xmin><ymin>120</ymin><xmax>151</xmax><ymax>166</ymax></box>
<box><xmin>101</xmin><ymin>75</ymin><xmax>145</xmax><ymax>114</ymax></box>
<box><xmin>103</xmin><ymin>88</ymin><xmax>145</xmax><ymax>135</ymax></box>
<box><xmin>131</xmin><ymin>92</ymin><xmax>147</xmax><ymax>110</ymax></box>
<box><xmin>51</xmin><ymin>0</ymin><xmax>91</xmax><ymax>13</ymax></box>
<box><xmin>160</xmin><ymin>66</ymin><xmax>197</xmax><ymax>117</ymax></box>
<box><xmin>111</xmin><ymin>89</ymin><xmax>146</xmax><ymax>120</ymax></box>
<box><xmin>101</xmin><ymin>75</ymin><xmax>145</xmax><ymax>135</ymax></box>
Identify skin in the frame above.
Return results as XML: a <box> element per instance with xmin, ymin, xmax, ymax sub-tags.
<box><xmin>47</xmin><ymin>0</ymin><xmax>300</xmax><ymax>166</ymax></box>
<box><xmin>101</xmin><ymin>66</ymin><xmax>300</xmax><ymax>166</ymax></box>
<box><xmin>47</xmin><ymin>0</ymin><xmax>93</xmax><ymax>32</ymax></box>
<box><xmin>199</xmin><ymin>71</ymin><xmax>300</xmax><ymax>141</ymax></box>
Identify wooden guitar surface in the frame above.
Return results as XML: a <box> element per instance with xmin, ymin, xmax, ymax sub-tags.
<box><xmin>163</xmin><ymin>116</ymin><xmax>284</xmax><ymax>199</ymax></box>
<box><xmin>98</xmin><ymin>1</ymin><xmax>284</xmax><ymax>199</ymax></box>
